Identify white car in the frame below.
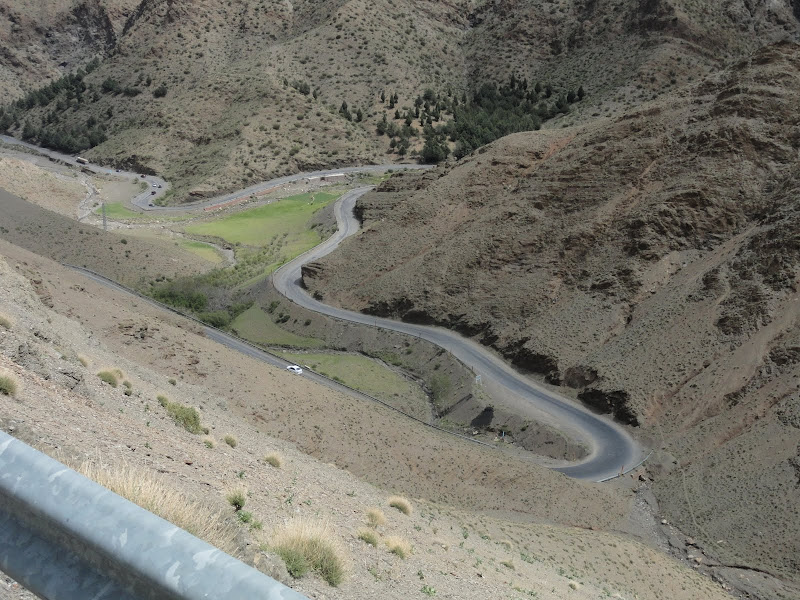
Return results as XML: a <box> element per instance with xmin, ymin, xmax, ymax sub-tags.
<box><xmin>152</xmin><ymin>183</ymin><xmax>158</xmax><ymax>187</ymax></box>
<box><xmin>285</xmin><ymin>365</ymin><xmax>303</xmax><ymax>375</ymax></box>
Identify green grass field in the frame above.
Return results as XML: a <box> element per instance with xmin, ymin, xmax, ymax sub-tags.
<box><xmin>280</xmin><ymin>350</ymin><xmax>430</xmax><ymax>420</ymax></box>
<box><xmin>184</xmin><ymin>192</ymin><xmax>340</xmax><ymax>249</ymax></box>
<box><xmin>94</xmin><ymin>202</ymin><xmax>144</xmax><ymax>219</ymax></box>
<box><xmin>178</xmin><ymin>240</ymin><xmax>225</xmax><ymax>264</ymax></box>
<box><xmin>230</xmin><ymin>305</ymin><xmax>324</xmax><ymax>348</ymax></box>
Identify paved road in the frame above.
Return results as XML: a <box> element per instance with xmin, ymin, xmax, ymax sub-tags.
<box><xmin>273</xmin><ymin>189</ymin><xmax>647</xmax><ymax>481</ymax></box>
<box><xmin>0</xmin><ymin>134</ymin><xmax>169</xmax><ymax>207</ymax></box>
<box><xmin>129</xmin><ymin>164</ymin><xmax>432</xmax><ymax>213</ymax></box>
<box><xmin>1</xmin><ymin>134</ymin><xmax>430</xmax><ymax>214</ymax></box>
<box><xmin>4</xmin><ymin>135</ymin><xmax>646</xmax><ymax>481</ymax></box>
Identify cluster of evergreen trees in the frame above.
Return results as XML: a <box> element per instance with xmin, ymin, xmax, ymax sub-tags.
<box><xmin>0</xmin><ymin>59</ymin><xmax>167</xmax><ymax>155</ymax></box>
<box><xmin>374</xmin><ymin>77</ymin><xmax>584</xmax><ymax>163</ymax></box>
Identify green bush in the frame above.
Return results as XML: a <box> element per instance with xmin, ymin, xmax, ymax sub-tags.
<box><xmin>198</xmin><ymin>311</ymin><xmax>232</xmax><ymax>328</ymax></box>
<box><xmin>165</xmin><ymin>402</ymin><xmax>202</xmax><ymax>434</ymax></box>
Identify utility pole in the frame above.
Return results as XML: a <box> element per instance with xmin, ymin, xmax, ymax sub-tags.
<box><xmin>102</xmin><ymin>202</ymin><xmax>107</xmax><ymax>231</ymax></box>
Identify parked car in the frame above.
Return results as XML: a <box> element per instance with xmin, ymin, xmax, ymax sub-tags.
<box><xmin>285</xmin><ymin>365</ymin><xmax>303</xmax><ymax>375</ymax></box>
<box><xmin>151</xmin><ymin>190</ymin><xmax>156</xmax><ymax>195</ymax></box>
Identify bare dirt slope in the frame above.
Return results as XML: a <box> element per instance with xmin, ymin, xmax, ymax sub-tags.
<box><xmin>0</xmin><ymin>188</ymin><xmax>213</xmax><ymax>288</ymax></box>
<box><xmin>0</xmin><ymin>238</ymin><xmax>735</xmax><ymax>600</ymax></box>
<box><xmin>304</xmin><ymin>41</ymin><xmax>800</xmax><ymax>586</ymax></box>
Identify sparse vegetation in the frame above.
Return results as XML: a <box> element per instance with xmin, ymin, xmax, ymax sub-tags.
<box><xmin>357</xmin><ymin>528</ymin><xmax>379</xmax><ymax>547</ymax></box>
<box><xmin>226</xmin><ymin>488</ymin><xmax>246</xmax><ymax>512</ymax></box>
<box><xmin>224</xmin><ymin>435</ymin><xmax>237</xmax><ymax>448</ymax></box>
<box><xmin>97</xmin><ymin>370</ymin><xmax>118</xmax><ymax>387</ymax></box>
<box><xmin>0</xmin><ymin>375</ymin><xmax>18</xmax><ymax>397</ymax></box>
<box><xmin>271</xmin><ymin>519</ymin><xmax>347</xmax><ymax>586</ymax></box>
<box><xmin>264</xmin><ymin>452</ymin><xmax>282</xmax><ymax>468</ymax></box>
<box><xmin>156</xmin><ymin>395</ymin><xmax>203</xmax><ymax>434</ymax></box>
<box><xmin>388</xmin><ymin>496</ymin><xmax>412</xmax><ymax>515</ymax></box>
<box><xmin>366</xmin><ymin>508</ymin><xmax>386</xmax><ymax>528</ymax></box>
<box><xmin>385</xmin><ymin>536</ymin><xmax>412</xmax><ymax>559</ymax></box>
<box><xmin>0</xmin><ymin>315</ymin><xmax>11</xmax><ymax>329</ymax></box>
<box><xmin>79</xmin><ymin>460</ymin><xmax>236</xmax><ymax>552</ymax></box>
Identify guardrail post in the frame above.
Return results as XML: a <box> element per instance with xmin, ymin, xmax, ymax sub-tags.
<box><xmin>0</xmin><ymin>432</ymin><xmax>307</xmax><ymax>600</ymax></box>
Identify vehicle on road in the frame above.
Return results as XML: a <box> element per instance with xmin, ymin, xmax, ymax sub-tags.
<box><xmin>152</xmin><ymin>183</ymin><xmax>158</xmax><ymax>187</ymax></box>
<box><xmin>75</xmin><ymin>157</ymin><xmax>88</xmax><ymax>165</ymax></box>
<box><xmin>285</xmin><ymin>365</ymin><xmax>303</xmax><ymax>374</ymax></box>
<box><xmin>151</xmin><ymin>190</ymin><xmax>156</xmax><ymax>195</ymax></box>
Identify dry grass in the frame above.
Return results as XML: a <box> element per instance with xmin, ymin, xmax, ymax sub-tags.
<box><xmin>203</xmin><ymin>437</ymin><xmax>215</xmax><ymax>449</ymax></box>
<box><xmin>96</xmin><ymin>370</ymin><xmax>118</xmax><ymax>387</ymax></box>
<box><xmin>263</xmin><ymin>452</ymin><xmax>282</xmax><ymax>468</ymax></box>
<box><xmin>226</xmin><ymin>488</ymin><xmax>247</xmax><ymax>512</ymax></box>
<box><xmin>224</xmin><ymin>435</ymin><xmax>237</xmax><ymax>448</ymax></box>
<box><xmin>0</xmin><ymin>374</ymin><xmax>18</xmax><ymax>397</ymax></box>
<box><xmin>385</xmin><ymin>536</ymin><xmax>412</xmax><ymax>559</ymax></box>
<box><xmin>78</xmin><ymin>460</ymin><xmax>237</xmax><ymax>552</ymax></box>
<box><xmin>388</xmin><ymin>495</ymin><xmax>412</xmax><ymax>515</ymax></box>
<box><xmin>77</xmin><ymin>355</ymin><xmax>89</xmax><ymax>367</ymax></box>
<box><xmin>271</xmin><ymin>518</ymin><xmax>348</xmax><ymax>586</ymax></box>
<box><xmin>366</xmin><ymin>507</ymin><xmax>386</xmax><ymax>528</ymax></box>
<box><xmin>0</xmin><ymin>315</ymin><xmax>12</xmax><ymax>329</ymax></box>
<box><xmin>357</xmin><ymin>528</ymin><xmax>379</xmax><ymax>547</ymax></box>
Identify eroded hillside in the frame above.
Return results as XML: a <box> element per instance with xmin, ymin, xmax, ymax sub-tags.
<box><xmin>1</xmin><ymin>0</ymin><xmax>797</xmax><ymax>198</ymax></box>
<box><xmin>0</xmin><ymin>234</ymin><xmax>741</xmax><ymax>600</ymax></box>
<box><xmin>304</xmin><ymin>40</ymin><xmax>800</xmax><ymax>586</ymax></box>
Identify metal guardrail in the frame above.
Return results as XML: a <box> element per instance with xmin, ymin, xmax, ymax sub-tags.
<box><xmin>0</xmin><ymin>432</ymin><xmax>307</xmax><ymax>600</ymax></box>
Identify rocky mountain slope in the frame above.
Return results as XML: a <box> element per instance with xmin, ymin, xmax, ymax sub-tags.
<box><xmin>0</xmin><ymin>232</ymin><xmax>739</xmax><ymax>600</ymax></box>
<box><xmin>303</xmin><ymin>40</ymin><xmax>800</xmax><ymax>587</ymax></box>
<box><xmin>1</xmin><ymin>0</ymin><xmax>797</xmax><ymax>198</ymax></box>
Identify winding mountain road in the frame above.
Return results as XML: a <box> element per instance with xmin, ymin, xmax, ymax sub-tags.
<box><xmin>273</xmin><ymin>188</ymin><xmax>646</xmax><ymax>481</ymax></box>
<box><xmin>1</xmin><ymin>136</ymin><xmax>646</xmax><ymax>481</ymax></box>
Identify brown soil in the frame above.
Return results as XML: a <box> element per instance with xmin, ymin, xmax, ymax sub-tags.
<box><xmin>0</xmin><ymin>237</ymin><xmax>734</xmax><ymax>600</ymax></box>
<box><xmin>303</xmin><ymin>41</ymin><xmax>800</xmax><ymax>590</ymax></box>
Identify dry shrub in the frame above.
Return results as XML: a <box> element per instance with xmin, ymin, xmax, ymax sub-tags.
<box><xmin>388</xmin><ymin>495</ymin><xmax>412</xmax><ymax>515</ymax></box>
<box><xmin>272</xmin><ymin>519</ymin><xmax>348</xmax><ymax>586</ymax></box>
<box><xmin>226</xmin><ymin>488</ymin><xmax>246</xmax><ymax>511</ymax></box>
<box><xmin>77</xmin><ymin>355</ymin><xmax>89</xmax><ymax>367</ymax></box>
<box><xmin>224</xmin><ymin>435</ymin><xmax>237</xmax><ymax>448</ymax></box>
<box><xmin>0</xmin><ymin>315</ymin><xmax>12</xmax><ymax>329</ymax></box>
<box><xmin>385</xmin><ymin>536</ymin><xmax>412</xmax><ymax>559</ymax></box>
<box><xmin>366</xmin><ymin>508</ymin><xmax>386</xmax><ymax>528</ymax></box>
<box><xmin>0</xmin><ymin>375</ymin><xmax>18</xmax><ymax>397</ymax></box>
<box><xmin>78</xmin><ymin>461</ymin><xmax>237</xmax><ymax>552</ymax></box>
<box><xmin>357</xmin><ymin>528</ymin><xmax>379</xmax><ymax>547</ymax></box>
<box><xmin>97</xmin><ymin>370</ymin><xmax>118</xmax><ymax>387</ymax></box>
<box><xmin>263</xmin><ymin>452</ymin><xmax>282</xmax><ymax>468</ymax></box>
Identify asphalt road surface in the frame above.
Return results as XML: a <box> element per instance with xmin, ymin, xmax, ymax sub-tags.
<box><xmin>273</xmin><ymin>188</ymin><xmax>647</xmax><ymax>481</ymax></box>
<box><xmin>3</xmin><ymin>135</ymin><xmax>646</xmax><ymax>481</ymax></box>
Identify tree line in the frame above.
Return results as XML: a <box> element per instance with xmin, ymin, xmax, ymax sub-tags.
<box><xmin>0</xmin><ymin>58</ymin><xmax>168</xmax><ymax>155</ymax></box>
<box><xmin>371</xmin><ymin>76</ymin><xmax>584</xmax><ymax>163</ymax></box>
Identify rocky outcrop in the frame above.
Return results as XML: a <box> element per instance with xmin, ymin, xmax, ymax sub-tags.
<box><xmin>578</xmin><ymin>388</ymin><xmax>639</xmax><ymax>426</ymax></box>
